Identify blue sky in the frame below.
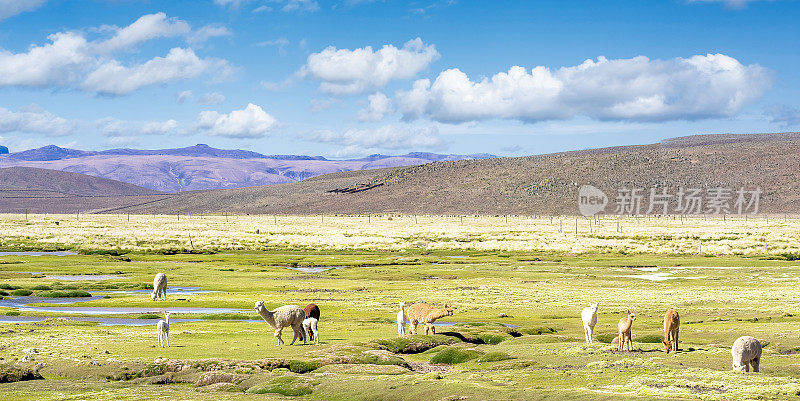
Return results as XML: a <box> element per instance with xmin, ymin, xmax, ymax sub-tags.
<box><xmin>0</xmin><ymin>0</ymin><xmax>797</xmax><ymax>158</ymax></box>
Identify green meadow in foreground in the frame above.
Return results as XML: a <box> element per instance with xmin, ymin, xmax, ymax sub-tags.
<box><xmin>0</xmin><ymin>215</ymin><xmax>799</xmax><ymax>400</ymax></box>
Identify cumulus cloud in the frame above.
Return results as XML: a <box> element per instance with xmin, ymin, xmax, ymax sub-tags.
<box><xmin>0</xmin><ymin>0</ymin><xmax>46</xmax><ymax>21</ymax></box>
<box><xmin>358</xmin><ymin>92</ymin><xmax>393</xmax><ymax>121</ymax></box>
<box><xmin>0</xmin><ymin>105</ymin><xmax>74</xmax><ymax>137</ymax></box>
<box><xmin>187</xmin><ymin>25</ymin><xmax>232</xmax><ymax>45</ymax></box>
<box><xmin>397</xmin><ymin>54</ymin><xmax>770</xmax><ymax>124</ymax></box>
<box><xmin>97</xmin><ymin>117</ymin><xmax>179</xmax><ymax>137</ymax></box>
<box><xmin>769</xmin><ymin>105</ymin><xmax>800</xmax><ymax>127</ymax></box>
<box><xmin>198</xmin><ymin>92</ymin><xmax>226</xmax><ymax>105</ymax></box>
<box><xmin>83</xmin><ymin>48</ymin><xmax>232</xmax><ymax>95</ymax></box>
<box><xmin>301</xmin><ymin>38</ymin><xmax>439</xmax><ymax>95</ymax></box>
<box><xmin>93</xmin><ymin>13</ymin><xmax>190</xmax><ymax>53</ymax></box>
<box><xmin>196</xmin><ymin>103</ymin><xmax>277</xmax><ymax>138</ymax></box>
<box><xmin>0</xmin><ymin>13</ymin><xmax>235</xmax><ymax>95</ymax></box>
<box><xmin>309</xmin><ymin>125</ymin><xmax>445</xmax><ymax>154</ymax></box>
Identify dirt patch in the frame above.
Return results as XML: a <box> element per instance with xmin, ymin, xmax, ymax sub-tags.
<box><xmin>408</xmin><ymin>362</ymin><xmax>450</xmax><ymax>373</ymax></box>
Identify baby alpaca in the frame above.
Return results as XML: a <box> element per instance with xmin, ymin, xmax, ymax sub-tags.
<box><xmin>397</xmin><ymin>302</ymin><xmax>407</xmax><ymax>337</ymax></box>
<box><xmin>581</xmin><ymin>303</ymin><xmax>598</xmax><ymax>344</ymax></box>
<box><xmin>302</xmin><ymin>317</ymin><xmax>319</xmax><ymax>345</ymax></box>
<box><xmin>254</xmin><ymin>301</ymin><xmax>306</xmax><ymax>346</ymax></box>
<box><xmin>617</xmin><ymin>310</ymin><xmax>636</xmax><ymax>352</ymax></box>
<box><xmin>663</xmin><ymin>309</ymin><xmax>680</xmax><ymax>353</ymax></box>
<box><xmin>732</xmin><ymin>336</ymin><xmax>762</xmax><ymax>372</ymax></box>
<box><xmin>151</xmin><ymin>272</ymin><xmax>167</xmax><ymax>301</ymax></box>
<box><xmin>156</xmin><ymin>311</ymin><xmax>171</xmax><ymax>347</ymax></box>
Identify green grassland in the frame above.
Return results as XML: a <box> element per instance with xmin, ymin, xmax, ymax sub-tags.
<box><xmin>0</xmin><ymin>215</ymin><xmax>799</xmax><ymax>400</ymax></box>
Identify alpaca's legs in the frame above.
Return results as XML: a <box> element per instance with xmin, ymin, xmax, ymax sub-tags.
<box><xmin>158</xmin><ymin>331</ymin><xmax>162</xmax><ymax>347</ymax></box>
<box><xmin>674</xmin><ymin>330</ymin><xmax>679</xmax><ymax>352</ymax></box>
<box><xmin>588</xmin><ymin>325</ymin><xmax>593</xmax><ymax>344</ymax></box>
<box><xmin>618</xmin><ymin>332</ymin><xmax>622</xmax><ymax>351</ymax></box>
<box><xmin>312</xmin><ymin>322</ymin><xmax>319</xmax><ymax>344</ymax></box>
<box><xmin>751</xmin><ymin>358</ymin><xmax>759</xmax><ymax>372</ymax></box>
<box><xmin>165</xmin><ymin>331</ymin><xmax>169</xmax><ymax>347</ymax></box>
<box><xmin>274</xmin><ymin>328</ymin><xmax>284</xmax><ymax>346</ymax></box>
<box><xmin>290</xmin><ymin>325</ymin><xmax>302</xmax><ymax>345</ymax></box>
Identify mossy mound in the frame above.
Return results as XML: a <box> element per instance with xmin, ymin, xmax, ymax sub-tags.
<box><xmin>246</xmin><ymin>376</ymin><xmax>314</xmax><ymax>396</ymax></box>
<box><xmin>0</xmin><ymin>364</ymin><xmax>43</xmax><ymax>383</ymax></box>
<box><xmin>371</xmin><ymin>335</ymin><xmax>457</xmax><ymax>354</ymax></box>
<box><xmin>477</xmin><ymin>352</ymin><xmax>514</xmax><ymax>363</ymax></box>
<box><xmin>37</xmin><ymin>290</ymin><xmax>91</xmax><ymax>298</ymax></box>
<box><xmin>430</xmin><ymin>347</ymin><xmax>483</xmax><ymax>364</ymax></box>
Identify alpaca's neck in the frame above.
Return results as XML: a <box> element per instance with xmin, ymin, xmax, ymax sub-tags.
<box><xmin>427</xmin><ymin>308</ymin><xmax>449</xmax><ymax>322</ymax></box>
<box><xmin>622</xmin><ymin>317</ymin><xmax>633</xmax><ymax>330</ymax></box>
<box><xmin>259</xmin><ymin>309</ymin><xmax>277</xmax><ymax>327</ymax></box>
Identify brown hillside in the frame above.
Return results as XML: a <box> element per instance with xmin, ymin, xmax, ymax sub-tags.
<box><xmin>106</xmin><ymin>132</ymin><xmax>800</xmax><ymax>215</ymax></box>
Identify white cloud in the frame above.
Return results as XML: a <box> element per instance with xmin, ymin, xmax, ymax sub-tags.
<box><xmin>252</xmin><ymin>5</ymin><xmax>273</xmax><ymax>12</ymax></box>
<box><xmin>301</xmin><ymin>37</ymin><xmax>439</xmax><ymax>95</ymax></box>
<box><xmin>358</xmin><ymin>92</ymin><xmax>393</xmax><ymax>121</ymax></box>
<box><xmin>310</xmin><ymin>125</ymin><xmax>445</xmax><ymax>153</ymax></box>
<box><xmin>282</xmin><ymin>0</ymin><xmax>319</xmax><ymax>12</ymax></box>
<box><xmin>83</xmin><ymin>47</ymin><xmax>232</xmax><ymax>95</ymax></box>
<box><xmin>214</xmin><ymin>0</ymin><xmax>250</xmax><ymax>8</ymax></box>
<box><xmin>769</xmin><ymin>105</ymin><xmax>800</xmax><ymax>127</ymax></box>
<box><xmin>93</xmin><ymin>12</ymin><xmax>190</xmax><ymax>53</ymax></box>
<box><xmin>0</xmin><ymin>0</ymin><xmax>46</xmax><ymax>21</ymax></box>
<box><xmin>196</xmin><ymin>103</ymin><xmax>277</xmax><ymax>138</ymax></box>
<box><xmin>0</xmin><ymin>105</ymin><xmax>74</xmax><ymax>137</ymax></box>
<box><xmin>198</xmin><ymin>92</ymin><xmax>226</xmax><ymax>105</ymax></box>
<box><xmin>397</xmin><ymin>54</ymin><xmax>770</xmax><ymax>124</ymax></box>
<box><xmin>188</xmin><ymin>25</ymin><xmax>232</xmax><ymax>45</ymax></box>
<box><xmin>0</xmin><ymin>13</ymin><xmax>235</xmax><ymax>95</ymax></box>
<box><xmin>97</xmin><ymin>117</ymin><xmax>180</xmax><ymax>137</ymax></box>
<box><xmin>256</xmin><ymin>37</ymin><xmax>289</xmax><ymax>55</ymax></box>
<box><xmin>176</xmin><ymin>90</ymin><xmax>193</xmax><ymax>103</ymax></box>
<box><xmin>140</xmin><ymin>119</ymin><xmax>179</xmax><ymax>135</ymax></box>
<box><xmin>686</xmin><ymin>0</ymin><xmax>771</xmax><ymax>9</ymax></box>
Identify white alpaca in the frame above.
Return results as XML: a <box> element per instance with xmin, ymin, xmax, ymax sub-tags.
<box><xmin>151</xmin><ymin>273</ymin><xmax>167</xmax><ymax>301</ymax></box>
<box><xmin>732</xmin><ymin>336</ymin><xmax>762</xmax><ymax>372</ymax></box>
<box><xmin>156</xmin><ymin>312</ymin><xmax>170</xmax><ymax>347</ymax></box>
<box><xmin>581</xmin><ymin>303</ymin><xmax>598</xmax><ymax>344</ymax></box>
<box><xmin>302</xmin><ymin>317</ymin><xmax>319</xmax><ymax>345</ymax></box>
<box><xmin>397</xmin><ymin>301</ymin><xmax>407</xmax><ymax>337</ymax></box>
<box><xmin>254</xmin><ymin>301</ymin><xmax>306</xmax><ymax>346</ymax></box>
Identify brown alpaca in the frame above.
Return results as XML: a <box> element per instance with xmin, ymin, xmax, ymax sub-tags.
<box><xmin>406</xmin><ymin>303</ymin><xmax>453</xmax><ymax>335</ymax></box>
<box><xmin>617</xmin><ymin>310</ymin><xmax>636</xmax><ymax>352</ymax></box>
<box><xmin>663</xmin><ymin>309</ymin><xmax>680</xmax><ymax>353</ymax></box>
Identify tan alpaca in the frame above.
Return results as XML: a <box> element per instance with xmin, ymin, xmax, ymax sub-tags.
<box><xmin>663</xmin><ymin>309</ymin><xmax>680</xmax><ymax>353</ymax></box>
<box><xmin>406</xmin><ymin>303</ymin><xmax>453</xmax><ymax>335</ymax></box>
<box><xmin>617</xmin><ymin>310</ymin><xmax>636</xmax><ymax>352</ymax></box>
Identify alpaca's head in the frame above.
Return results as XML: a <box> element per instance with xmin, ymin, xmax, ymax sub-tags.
<box><xmin>399</xmin><ymin>301</ymin><xmax>405</xmax><ymax>309</ymax></box>
<box><xmin>590</xmin><ymin>303</ymin><xmax>598</xmax><ymax>311</ymax></box>
<box><xmin>444</xmin><ymin>304</ymin><xmax>453</xmax><ymax>316</ymax></box>
<box><xmin>627</xmin><ymin>310</ymin><xmax>636</xmax><ymax>321</ymax></box>
<box><xmin>663</xmin><ymin>339</ymin><xmax>672</xmax><ymax>353</ymax></box>
<box><xmin>254</xmin><ymin>300</ymin><xmax>266</xmax><ymax>312</ymax></box>
<box><xmin>164</xmin><ymin>311</ymin><xmax>171</xmax><ymax>321</ymax></box>
<box><xmin>150</xmin><ymin>289</ymin><xmax>157</xmax><ymax>301</ymax></box>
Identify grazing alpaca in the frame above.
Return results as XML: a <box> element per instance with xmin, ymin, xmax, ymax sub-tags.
<box><xmin>302</xmin><ymin>317</ymin><xmax>319</xmax><ymax>345</ymax></box>
<box><xmin>151</xmin><ymin>273</ymin><xmax>167</xmax><ymax>301</ymax></box>
<box><xmin>156</xmin><ymin>312</ymin><xmax>170</xmax><ymax>347</ymax></box>
<box><xmin>254</xmin><ymin>301</ymin><xmax>306</xmax><ymax>346</ymax></box>
<box><xmin>406</xmin><ymin>303</ymin><xmax>453</xmax><ymax>335</ymax></box>
<box><xmin>397</xmin><ymin>302</ymin><xmax>408</xmax><ymax>337</ymax></box>
<box><xmin>663</xmin><ymin>309</ymin><xmax>680</xmax><ymax>353</ymax></box>
<box><xmin>617</xmin><ymin>310</ymin><xmax>637</xmax><ymax>352</ymax></box>
<box><xmin>732</xmin><ymin>336</ymin><xmax>762</xmax><ymax>372</ymax></box>
<box><xmin>581</xmin><ymin>303</ymin><xmax>598</xmax><ymax>344</ymax></box>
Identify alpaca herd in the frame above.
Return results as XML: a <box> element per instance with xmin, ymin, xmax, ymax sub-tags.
<box><xmin>145</xmin><ymin>273</ymin><xmax>764</xmax><ymax>373</ymax></box>
<box><xmin>581</xmin><ymin>303</ymin><xmax>763</xmax><ymax>371</ymax></box>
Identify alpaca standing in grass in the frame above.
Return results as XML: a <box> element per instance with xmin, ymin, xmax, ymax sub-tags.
<box><xmin>406</xmin><ymin>303</ymin><xmax>453</xmax><ymax>335</ymax></box>
<box><xmin>397</xmin><ymin>302</ymin><xmax>407</xmax><ymax>337</ymax></box>
<box><xmin>732</xmin><ymin>336</ymin><xmax>762</xmax><ymax>372</ymax></box>
<box><xmin>663</xmin><ymin>309</ymin><xmax>680</xmax><ymax>353</ymax></box>
<box><xmin>302</xmin><ymin>317</ymin><xmax>319</xmax><ymax>345</ymax></box>
<box><xmin>151</xmin><ymin>272</ymin><xmax>167</xmax><ymax>301</ymax></box>
<box><xmin>581</xmin><ymin>303</ymin><xmax>598</xmax><ymax>344</ymax></box>
<box><xmin>254</xmin><ymin>301</ymin><xmax>306</xmax><ymax>346</ymax></box>
<box><xmin>156</xmin><ymin>311</ymin><xmax>170</xmax><ymax>347</ymax></box>
<box><xmin>302</xmin><ymin>303</ymin><xmax>320</xmax><ymax>342</ymax></box>
<box><xmin>617</xmin><ymin>310</ymin><xmax>636</xmax><ymax>352</ymax></box>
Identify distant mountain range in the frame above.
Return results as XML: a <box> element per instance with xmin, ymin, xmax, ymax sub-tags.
<box><xmin>0</xmin><ymin>144</ymin><xmax>496</xmax><ymax>192</ymax></box>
